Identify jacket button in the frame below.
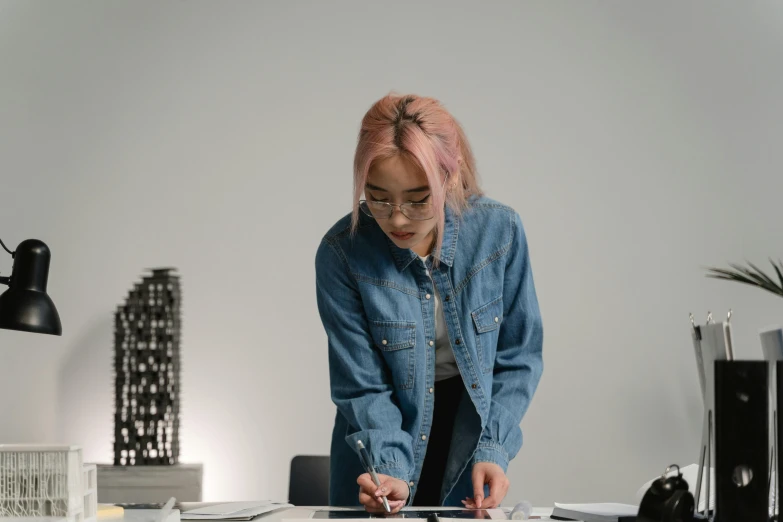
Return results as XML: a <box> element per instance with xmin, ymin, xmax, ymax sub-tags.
<box><xmin>382</xmin><ymin>340</ymin><xmax>388</xmax><ymax>345</ymax></box>
<box><xmin>429</xmin><ymin>387</ymin><xmax>434</xmax><ymax>394</ymax></box>
<box><xmin>471</xmin><ymin>383</ymin><xmax>477</xmax><ymax>389</ymax></box>
<box><xmin>425</xmin><ymin>293</ymin><xmax>431</xmax><ymax>300</ymax></box>
<box><xmin>494</xmin><ymin>317</ymin><xmax>499</xmax><ymax>323</ymax></box>
<box><xmin>421</xmin><ymin>435</ymin><xmax>427</xmax><ymax>441</ymax></box>
<box><xmin>409</xmin><ymin>481</ymin><xmax>415</xmax><ymax>487</ymax></box>
<box><xmin>429</xmin><ymin>340</ymin><xmax>434</xmax><ymax>347</ymax></box>
<box><xmin>455</xmin><ymin>339</ymin><xmax>461</xmax><ymax>345</ymax></box>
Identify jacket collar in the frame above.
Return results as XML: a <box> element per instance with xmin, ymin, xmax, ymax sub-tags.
<box><xmin>387</xmin><ymin>204</ymin><xmax>459</xmax><ymax>271</ymax></box>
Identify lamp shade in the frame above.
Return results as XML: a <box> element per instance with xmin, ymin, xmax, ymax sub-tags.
<box><xmin>0</xmin><ymin>239</ymin><xmax>61</xmax><ymax>335</ymax></box>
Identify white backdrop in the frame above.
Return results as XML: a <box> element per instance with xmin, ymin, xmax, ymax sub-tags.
<box><xmin>1</xmin><ymin>0</ymin><xmax>782</xmax><ymax>507</ymax></box>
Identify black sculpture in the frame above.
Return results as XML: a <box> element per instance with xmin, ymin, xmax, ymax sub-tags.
<box><xmin>114</xmin><ymin>268</ymin><xmax>181</xmax><ymax>465</ymax></box>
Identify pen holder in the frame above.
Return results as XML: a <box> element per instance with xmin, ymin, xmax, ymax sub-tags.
<box><xmin>690</xmin><ymin>315</ymin><xmax>734</xmax><ymax>518</ymax></box>
<box><xmin>776</xmin><ymin>360</ymin><xmax>783</xmax><ymax>522</ymax></box>
<box><xmin>714</xmin><ymin>360</ymin><xmax>768</xmax><ymax>522</ymax></box>
<box><xmin>761</xmin><ymin>329</ymin><xmax>783</xmax><ymax>520</ymax></box>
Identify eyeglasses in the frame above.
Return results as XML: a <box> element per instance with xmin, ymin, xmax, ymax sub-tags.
<box><xmin>359</xmin><ymin>200</ymin><xmax>435</xmax><ymax>221</ymax></box>
<box><xmin>360</xmin><ymin>175</ymin><xmax>449</xmax><ymax>221</ymax></box>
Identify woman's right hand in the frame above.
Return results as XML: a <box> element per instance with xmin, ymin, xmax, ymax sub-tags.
<box><xmin>357</xmin><ymin>473</ymin><xmax>409</xmax><ymax>514</ymax></box>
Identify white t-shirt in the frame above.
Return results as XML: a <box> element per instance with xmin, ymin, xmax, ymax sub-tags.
<box><xmin>419</xmin><ymin>256</ymin><xmax>460</xmax><ymax>382</ymax></box>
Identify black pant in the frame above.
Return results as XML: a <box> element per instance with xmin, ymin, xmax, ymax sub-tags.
<box><xmin>412</xmin><ymin>375</ymin><xmax>464</xmax><ymax>506</ymax></box>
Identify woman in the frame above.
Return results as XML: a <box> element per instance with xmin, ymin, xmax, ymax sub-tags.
<box><xmin>315</xmin><ymin>93</ymin><xmax>543</xmax><ymax>511</ymax></box>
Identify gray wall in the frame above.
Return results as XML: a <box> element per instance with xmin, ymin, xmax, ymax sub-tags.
<box><xmin>1</xmin><ymin>0</ymin><xmax>782</xmax><ymax>507</ymax></box>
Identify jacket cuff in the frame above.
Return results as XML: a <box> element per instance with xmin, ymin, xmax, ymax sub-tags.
<box><xmin>373</xmin><ymin>464</ymin><xmax>412</xmax><ymax>506</ymax></box>
<box><xmin>374</xmin><ymin>463</ymin><xmax>410</xmax><ymax>483</ymax></box>
<box><xmin>472</xmin><ymin>442</ymin><xmax>510</xmax><ymax>471</ymax></box>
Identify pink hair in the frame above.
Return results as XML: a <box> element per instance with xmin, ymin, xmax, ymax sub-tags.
<box><xmin>351</xmin><ymin>93</ymin><xmax>483</xmax><ymax>259</ymax></box>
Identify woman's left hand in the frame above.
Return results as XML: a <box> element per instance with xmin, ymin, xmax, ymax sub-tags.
<box><xmin>461</xmin><ymin>462</ymin><xmax>509</xmax><ymax>509</ymax></box>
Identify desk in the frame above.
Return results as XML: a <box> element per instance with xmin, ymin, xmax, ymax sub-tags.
<box><xmin>0</xmin><ymin>504</ymin><xmax>557</xmax><ymax>522</ymax></box>
<box><xmin>171</xmin><ymin>505</ymin><xmax>557</xmax><ymax>521</ymax></box>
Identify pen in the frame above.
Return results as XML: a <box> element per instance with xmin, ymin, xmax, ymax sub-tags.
<box><xmin>356</xmin><ymin>440</ymin><xmax>391</xmax><ymax>513</ymax></box>
<box><xmin>157</xmin><ymin>497</ymin><xmax>176</xmax><ymax>522</ymax></box>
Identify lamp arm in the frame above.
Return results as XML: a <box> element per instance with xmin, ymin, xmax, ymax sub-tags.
<box><xmin>0</xmin><ymin>238</ymin><xmax>14</xmax><ymax>285</ymax></box>
<box><xmin>0</xmin><ymin>238</ymin><xmax>14</xmax><ymax>256</ymax></box>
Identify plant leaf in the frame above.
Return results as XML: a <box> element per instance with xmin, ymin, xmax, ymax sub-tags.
<box><xmin>705</xmin><ymin>261</ymin><xmax>783</xmax><ymax>299</ymax></box>
<box><xmin>705</xmin><ymin>271</ymin><xmax>758</xmax><ymax>287</ymax></box>
<box><xmin>746</xmin><ymin>261</ymin><xmax>777</xmax><ymax>286</ymax></box>
<box><xmin>707</xmin><ymin>266</ymin><xmax>758</xmax><ymax>284</ymax></box>
<box><xmin>727</xmin><ymin>263</ymin><xmax>779</xmax><ymax>293</ymax></box>
<box><xmin>773</xmin><ymin>258</ymin><xmax>783</xmax><ymax>289</ymax></box>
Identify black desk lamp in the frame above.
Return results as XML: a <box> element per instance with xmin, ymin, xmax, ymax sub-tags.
<box><xmin>0</xmin><ymin>238</ymin><xmax>61</xmax><ymax>335</ymax></box>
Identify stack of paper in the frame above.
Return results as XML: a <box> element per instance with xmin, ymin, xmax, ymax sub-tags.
<box><xmin>551</xmin><ymin>503</ymin><xmax>637</xmax><ymax>522</ymax></box>
<box><xmin>181</xmin><ymin>502</ymin><xmax>293</xmax><ymax>521</ymax></box>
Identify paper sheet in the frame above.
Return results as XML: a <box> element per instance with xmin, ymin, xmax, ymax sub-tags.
<box><xmin>553</xmin><ymin>503</ymin><xmax>637</xmax><ymax>516</ymax></box>
<box><xmin>182</xmin><ymin>502</ymin><xmax>293</xmax><ymax>520</ymax></box>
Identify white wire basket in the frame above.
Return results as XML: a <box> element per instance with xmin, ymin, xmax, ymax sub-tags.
<box><xmin>0</xmin><ymin>445</ymin><xmax>84</xmax><ymax>522</ymax></box>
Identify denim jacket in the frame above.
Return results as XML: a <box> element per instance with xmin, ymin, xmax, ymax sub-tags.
<box><xmin>315</xmin><ymin>196</ymin><xmax>544</xmax><ymax>506</ymax></box>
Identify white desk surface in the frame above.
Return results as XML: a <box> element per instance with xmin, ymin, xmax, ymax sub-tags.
<box><xmin>0</xmin><ymin>506</ymin><xmax>557</xmax><ymax>522</ymax></box>
<box><xmin>0</xmin><ymin>504</ymin><xmax>567</xmax><ymax>522</ymax></box>
<box><xmin>175</xmin><ymin>505</ymin><xmax>556</xmax><ymax>521</ymax></box>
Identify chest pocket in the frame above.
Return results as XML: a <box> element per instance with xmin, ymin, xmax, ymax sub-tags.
<box><xmin>471</xmin><ymin>296</ymin><xmax>503</xmax><ymax>374</ymax></box>
<box><xmin>368</xmin><ymin>320</ymin><xmax>416</xmax><ymax>390</ymax></box>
